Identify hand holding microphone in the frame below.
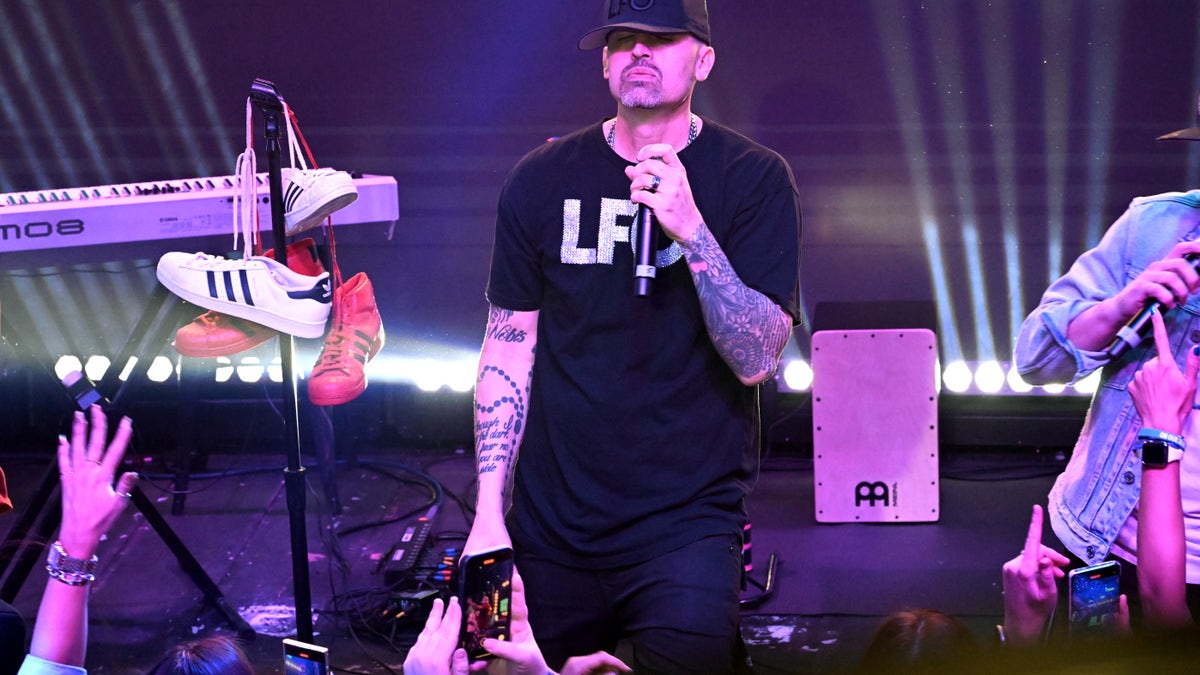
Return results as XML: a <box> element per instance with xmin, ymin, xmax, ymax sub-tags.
<box><xmin>626</xmin><ymin>144</ymin><xmax>703</xmax><ymax>296</ymax></box>
<box><xmin>1105</xmin><ymin>242</ymin><xmax>1200</xmax><ymax>358</ymax></box>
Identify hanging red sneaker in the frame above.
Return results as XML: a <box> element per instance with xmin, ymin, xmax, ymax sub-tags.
<box><xmin>308</xmin><ymin>272</ymin><xmax>384</xmax><ymax>406</ymax></box>
<box><xmin>173</xmin><ymin>238</ymin><xmax>325</xmax><ymax>357</ymax></box>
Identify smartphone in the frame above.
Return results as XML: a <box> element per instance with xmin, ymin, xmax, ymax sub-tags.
<box><xmin>283</xmin><ymin>638</ymin><xmax>329</xmax><ymax>675</ymax></box>
<box><xmin>457</xmin><ymin>546</ymin><xmax>514</xmax><ymax>660</ymax></box>
<box><xmin>1067</xmin><ymin>560</ymin><xmax>1121</xmax><ymax>641</ymax></box>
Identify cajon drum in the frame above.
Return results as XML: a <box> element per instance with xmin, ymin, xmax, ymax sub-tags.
<box><xmin>811</xmin><ymin>328</ymin><xmax>939</xmax><ymax>523</ymax></box>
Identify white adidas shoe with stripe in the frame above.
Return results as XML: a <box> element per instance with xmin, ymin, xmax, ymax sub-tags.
<box><xmin>282</xmin><ymin>167</ymin><xmax>358</xmax><ymax>236</ymax></box>
<box><xmin>157</xmin><ymin>252</ymin><xmax>332</xmax><ymax>338</ymax></box>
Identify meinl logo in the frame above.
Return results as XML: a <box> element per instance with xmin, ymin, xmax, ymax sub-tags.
<box><xmin>855</xmin><ymin>481</ymin><xmax>889</xmax><ymax>507</ymax></box>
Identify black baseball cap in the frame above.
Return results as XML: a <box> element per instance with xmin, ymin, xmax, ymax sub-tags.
<box><xmin>578</xmin><ymin>0</ymin><xmax>711</xmax><ymax>51</ymax></box>
<box><xmin>1157</xmin><ymin>93</ymin><xmax>1200</xmax><ymax>141</ymax></box>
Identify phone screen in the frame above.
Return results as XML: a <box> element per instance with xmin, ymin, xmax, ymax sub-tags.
<box><xmin>1068</xmin><ymin>560</ymin><xmax>1121</xmax><ymax>640</ymax></box>
<box><xmin>458</xmin><ymin>546</ymin><xmax>514</xmax><ymax>660</ymax></box>
<box><xmin>283</xmin><ymin>638</ymin><xmax>329</xmax><ymax>675</ymax></box>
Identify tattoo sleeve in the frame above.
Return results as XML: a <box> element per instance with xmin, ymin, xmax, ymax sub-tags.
<box><xmin>474</xmin><ymin>306</ymin><xmax>537</xmax><ymax>506</ymax></box>
<box><xmin>682</xmin><ymin>222</ymin><xmax>791</xmax><ymax>384</ymax></box>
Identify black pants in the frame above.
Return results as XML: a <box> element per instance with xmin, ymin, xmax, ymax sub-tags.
<box><xmin>515</xmin><ymin>533</ymin><xmax>746</xmax><ymax>674</ymax></box>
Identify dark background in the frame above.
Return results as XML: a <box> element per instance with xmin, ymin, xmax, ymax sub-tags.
<box><xmin>4</xmin><ymin>3</ymin><xmax>1200</xmax><ymax>670</ymax></box>
<box><xmin>2</xmin><ymin>0</ymin><xmax>1200</xmax><ymax>438</ymax></box>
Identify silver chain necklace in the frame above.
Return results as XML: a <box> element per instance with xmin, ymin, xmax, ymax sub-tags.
<box><xmin>606</xmin><ymin>114</ymin><xmax>698</xmax><ymax>150</ymax></box>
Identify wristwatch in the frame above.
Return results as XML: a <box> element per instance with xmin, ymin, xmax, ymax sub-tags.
<box><xmin>1141</xmin><ymin>439</ymin><xmax>1185</xmax><ymax>468</ymax></box>
<box><xmin>45</xmin><ymin>541</ymin><xmax>98</xmax><ymax>586</ymax></box>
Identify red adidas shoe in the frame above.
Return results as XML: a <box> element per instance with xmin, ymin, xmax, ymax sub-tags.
<box><xmin>173</xmin><ymin>238</ymin><xmax>325</xmax><ymax>357</ymax></box>
<box><xmin>308</xmin><ymin>272</ymin><xmax>384</xmax><ymax>406</ymax></box>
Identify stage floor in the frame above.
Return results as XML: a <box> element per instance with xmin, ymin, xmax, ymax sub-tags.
<box><xmin>1</xmin><ymin>439</ymin><xmax>1068</xmax><ymax>674</ymax></box>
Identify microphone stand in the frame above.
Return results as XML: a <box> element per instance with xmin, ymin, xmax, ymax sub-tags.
<box><xmin>249</xmin><ymin>78</ymin><xmax>314</xmax><ymax>642</ymax></box>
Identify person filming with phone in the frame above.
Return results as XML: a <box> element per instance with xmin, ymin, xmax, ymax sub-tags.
<box><xmin>462</xmin><ymin>0</ymin><xmax>801</xmax><ymax>672</ymax></box>
<box><xmin>402</xmin><ymin>568</ymin><xmax>629</xmax><ymax>675</ymax></box>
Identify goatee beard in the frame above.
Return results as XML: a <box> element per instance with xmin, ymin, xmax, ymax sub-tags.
<box><xmin>620</xmin><ymin>83</ymin><xmax>662</xmax><ymax>109</ymax></box>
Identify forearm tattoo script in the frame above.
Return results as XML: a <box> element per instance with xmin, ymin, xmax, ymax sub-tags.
<box><xmin>474</xmin><ymin>307</ymin><xmax>533</xmax><ymax>479</ymax></box>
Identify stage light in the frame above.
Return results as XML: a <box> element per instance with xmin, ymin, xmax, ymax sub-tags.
<box><xmin>780</xmin><ymin>360</ymin><xmax>813</xmax><ymax>392</ymax></box>
<box><xmin>145</xmin><ymin>356</ymin><xmax>174</xmax><ymax>383</ymax></box>
<box><xmin>236</xmin><ymin>357</ymin><xmax>265</xmax><ymax>384</ymax></box>
<box><xmin>446</xmin><ymin>361</ymin><xmax>477</xmax><ymax>393</ymax></box>
<box><xmin>1007</xmin><ymin>366</ymin><xmax>1034</xmax><ymax>394</ymax></box>
<box><xmin>267</xmin><ymin>357</ymin><xmax>282</xmax><ymax>383</ymax></box>
<box><xmin>54</xmin><ymin>355</ymin><xmax>83</xmax><ymax>381</ymax></box>
<box><xmin>0</xmin><ymin>4</ymin><xmax>69</xmax><ymax>189</ymax></box>
<box><xmin>84</xmin><ymin>355</ymin><xmax>111</xmax><ymax>383</ymax></box>
<box><xmin>943</xmin><ymin>360</ymin><xmax>972</xmax><ymax>393</ymax></box>
<box><xmin>117</xmin><ymin>357</ymin><xmax>138</xmax><ymax>382</ymax></box>
<box><xmin>974</xmin><ymin>361</ymin><xmax>1005</xmax><ymax>394</ymax></box>
<box><xmin>870</xmin><ymin>0</ymin><xmax>1123</xmax><ymax>379</ymax></box>
<box><xmin>215</xmin><ymin>357</ymin><xmax>234</xmax><ymax>383</ymax></box>
<box><xmin>1073</xmin><ymin>370</ymin><xmax>1101</xmax><ymax>395</ymax></box>
<box><xmin>1042</xmin><ymin>382</ymin><xmax>1068</xmax><ymax>395</ymax></box>
<box><xmin>412</xmin><ymin>360</ymin><xmax>445</xmax><ymax>393</ymax></box>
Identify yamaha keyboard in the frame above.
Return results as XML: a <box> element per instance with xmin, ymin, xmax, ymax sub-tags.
<box><xmin>0</xmin><ymin>172</ymin><xmax>398</xmax><ymax>254</ymax></box>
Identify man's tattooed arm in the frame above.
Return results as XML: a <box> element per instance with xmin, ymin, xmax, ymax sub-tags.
<box><xmin>473</xmin><ymin>305</ymin><xmax>538</xmax><ymax>519</ymax></box>
<box><xmin>681</xmin><ymin>222</ymin><xmax>792</xmax><ymax>385</ymax></box>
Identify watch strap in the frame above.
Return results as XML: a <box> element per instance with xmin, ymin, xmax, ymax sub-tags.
<box><xmin>46</xmin><ymin>540</ymin><xmax>98</xmax><ymax>586</ymax></box>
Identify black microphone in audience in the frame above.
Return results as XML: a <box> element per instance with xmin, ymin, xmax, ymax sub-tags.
<box><xmin>634</xmin><ymin>204</ymin><xmax>656</xmax><ymax>297</ymax></box>
<box><xmin>1105</xmin><ymin>253</ymin><xmax>1200</xmax><ymax>359</ymax></box>
<box><xmin>62</xmin><ymin>370</ymin><xmax>107</xmax><ymax>410</ymax></box>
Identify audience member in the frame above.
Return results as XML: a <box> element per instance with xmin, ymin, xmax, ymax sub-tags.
<box><xmin>1126</xmin><ymin>308</ymin><xmax>1195</xmax><ymax>628</ymax></box>
<box><xmin>17</xmin><ymin>406</ymin><xmax>137</xmax><ymax>675</ymax></box>
<box><xmin>999</xmin><ymin>504</ymin><xmax>1074</xmax><ymax>646</ymax></box>
<box><xmin>144</xmin><ymin>635</ymin><xmax>254</xmax><ymax>675</ymax></box>
<box><xmin>855</xmin><ymin>608</ymin><xmax>977</xmax><ymax>674</ymax></box>
<box><xmin>2</xmin><ymin>467</ymin><xmax>27</xmax><ymax>675</ymax></box>
<box><xmin>12</xmin><ymin>408</ymin><xmax>259</xmax><ymax>675</ymax></box>
<box><xmin>403</xmin><ymin>568</ymin><xmax>629</xmax><ymax>675</ymax></box>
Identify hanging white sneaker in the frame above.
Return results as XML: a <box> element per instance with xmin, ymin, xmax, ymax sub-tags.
<box><xmin>157</xmin><ymin>252</ymin><xmax>332</xmax><ymax>338</ymax></box>
<box><xmin>282</xmin><ymin>167</ymin><xmax>358</xmax><ymax>235</ymax></box>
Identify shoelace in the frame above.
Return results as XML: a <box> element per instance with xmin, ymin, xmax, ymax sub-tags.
<box><xmin>312</xmin><ymin>331</ymin><xmax>359</xmax><ymax>375</ymax></box>
<box><xmin>187</xmin><ymin>253</ymin><xmax>239</xmax><ymax>269</ymax></box>
<box><xmin>285</xmin><ymin>103</ymin><xmax>346</xmax><ymax>318</ymax></box>
<box><xmin>231</xmin><ymin>98</ymin><xmax>258</xmax><ymax>258</ymax></box>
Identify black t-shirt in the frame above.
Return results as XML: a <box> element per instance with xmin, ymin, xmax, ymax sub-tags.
<box><xmin>486</xmin><ymin>117</ymin><xmax>801</xmax><ymax>568</ymax></box>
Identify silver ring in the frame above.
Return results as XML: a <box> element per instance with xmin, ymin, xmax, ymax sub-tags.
<box><xmin>648</xmin><ymin>175</ymin><xmax>661</xmax><ymax>193</ymax></box>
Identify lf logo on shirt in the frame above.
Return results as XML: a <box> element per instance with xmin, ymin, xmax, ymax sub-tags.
<box><xmin>560</xmin><ymin>197</ymin><xmax>683</xmax><ymax>268</ymax></box>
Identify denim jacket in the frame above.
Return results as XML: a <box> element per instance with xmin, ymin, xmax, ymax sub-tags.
<box><xmin>1014</xmin><ymin>190</ymin><xmax>1200</xmax><ymax>564</ymax></box>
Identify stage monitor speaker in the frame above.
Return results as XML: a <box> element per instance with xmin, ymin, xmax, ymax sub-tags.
<box><xmin>812</xmin><ymin>328</ymin><xmax>939</xmax><ymax>523</ymax></box>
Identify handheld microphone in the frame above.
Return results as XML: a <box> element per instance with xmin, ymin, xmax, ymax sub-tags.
<box><xmin>62</xmin><ymin>370</ymin><xmax>107</xmax><ymax>410</ymax></box>
<box><xmin>1105</xmin><ymin>253</ymin><xmax>1200</xmax><ymax>359</ymax></box>
<box><xmin>634</xmin><ymin>204</ymin><xmax>656</xmax><ymax>296</ymax></box>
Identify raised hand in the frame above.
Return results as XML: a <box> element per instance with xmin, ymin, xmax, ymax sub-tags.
<box><xmin>1001</xmin><ymin>504</ymin><xmax>1070</xmax><ymax>646</ymax></box>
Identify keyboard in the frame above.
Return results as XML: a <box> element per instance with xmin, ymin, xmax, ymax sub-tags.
<box><xmin>0</xmin><ymin>172</ymin><xmax>398</xmax><ymax>253</ymax></box>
